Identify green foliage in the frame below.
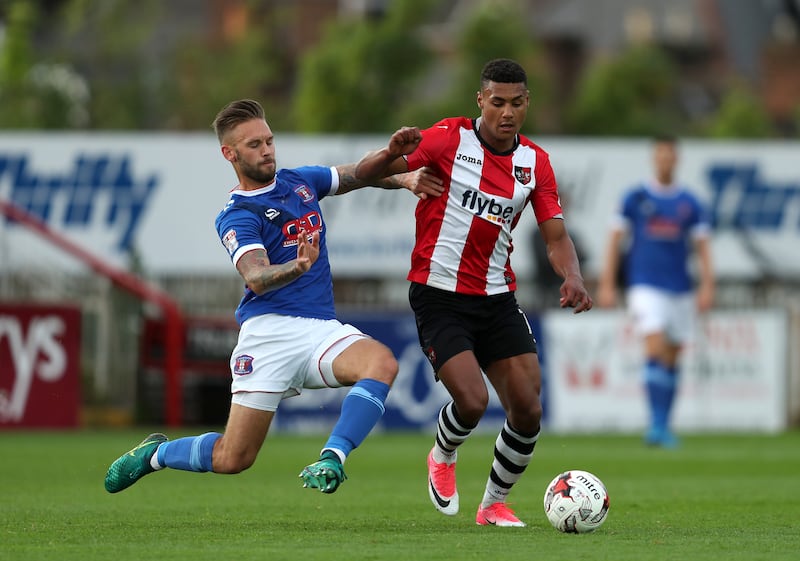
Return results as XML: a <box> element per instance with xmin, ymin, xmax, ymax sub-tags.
<box><xmin>55</xmin><ymin>0</ymin><xmax>167</xmax><ymax>129</ymax></box>
<box><xmin>293</xmin><ymin>0</ymin><xmax>435</xmax><ymax>132</ymax></box>
<box><xmin>1</xmin><ymin>431</ymin><xmax>799</xmax><ymax>560</ymax></box>
<box><xmin>706</xmin><ymin>85</ymin><xmax>776</xmax><ymax>138</ymax></box>
<box><xmin>400</xmin><ymin>0</ymin><xmax>543</xmax><ymax>130</ymax></box>
<box><xmin>566</xmin><ymin>46</ymin><xmax>680</xmax><ymax>136</ymax></box>
<box><xmin>167</xmin><ymin>31</ymin><xmax>284</xmax><ymax>131</ymax></box>
<box><xmin>164</xmin><ymin>2</ymin><xmax>295</xmax><ymax>131</ymax></box>
<box><xmin>0</xmin><ymin>1</ymin><xmax>784</xmax><ymax>136</ymax></box>
<box><xmin>0</xmin><ymin>0</ymin><xmax>37</xmax><ymax>128</ymax></box>
<box><xmin>0</xmin><ymin>0</ymin><xmax>35</xmax><ymax>84</ymax></box>
<box><xmin>794</xmin><ymin>104</ymin><xmax>800</xmax><ymax>134</ymax></box>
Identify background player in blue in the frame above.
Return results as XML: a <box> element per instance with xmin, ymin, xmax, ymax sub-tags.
<box><xmin>104</xmin><ymin>99</ymin><xmax>443</xmax><ymax>495</ymax></box>
<box><xmin>597</xmin><ymin>135</ymin><xmax>714</xmax><ymax>448</ymax></box>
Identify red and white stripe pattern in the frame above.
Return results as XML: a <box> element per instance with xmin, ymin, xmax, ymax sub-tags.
<box><xmin>406</xmin><ymin>117</ymin><xmax>563</xmax><ymax>295</ymax></box>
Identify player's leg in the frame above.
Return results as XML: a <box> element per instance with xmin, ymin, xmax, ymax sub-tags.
<box><xmin>104</xmin><ymin>397</ymin><xmax>274</xmax><ymax>493</ymax></box>
<box><xmin>645</xmin><ymin>292</ymin><xmax>695</xmax><ymax>447</ymax></box>
<box><xmin>642</xmin><ymin>331</ymin><xmax>680</xmax><ymax>446</ymax></box>
<box><xmin>628</xmin><ymin>286</ymin><xmax>680</xmax><ymax>446</ymax></box>
<box><xmin>158</xmin><ymin>397</ymin><xmax>274</xmax><ymax>473</ymax></box>
<box><xmin>429</xmin><ymin>351</ymin><xmax>490</xmax><ymax>515</ymax></box>
<box><xmin>105</xmin><ymin>313</ymin><xmax>310</xmax><ymax>494</ymax></box>
<box><xmin>319</xmin><ymin>337</ymin><xmax>397</xmax><ymax>461</ymax></box>
<box><xmin>410</xmin><ymin>283</ymin><xmax>488</xmax><ymax>515</ymax></box>
<box><xmin>475</xmin><ymin>303</ymin><xmax>541</xmax><ymax>527</ymax></box>
<box><xmin>299</xmin><ymin>324</ymin><xmax>397</xmax><ymax>493</ymax></box>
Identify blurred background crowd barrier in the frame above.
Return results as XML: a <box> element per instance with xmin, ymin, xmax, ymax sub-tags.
<box><xmin>2</xmin><ymin>134</ymin><xmax>798</xmax><ymax>432</ymax></box>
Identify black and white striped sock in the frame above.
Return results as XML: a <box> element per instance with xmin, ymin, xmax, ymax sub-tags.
<box><xmin>432</xmin><ymin>401</ymin><xmax>474</xmax><ymax>465</ymax></box>
<box><xmin>481</xmin><ymin>421</ymin><xmax>539</xmax><ymax>507</ymax></box>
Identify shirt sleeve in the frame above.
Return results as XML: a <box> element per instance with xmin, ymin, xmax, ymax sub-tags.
<box><xmin>405</xmin><ymin>121</ymin><xmax>449</xmax><ymax>172</ymax></box>
<box><xmin>327</xmin><ymin>166</ymin><xmax>340</xmax><ymax>195</ymax></box>
<box><xmin>613</xmin><ymin>188</ymin><xmax>640</xmax><ymax>232</ymax></box>
<box><xmin>217</xmin><ymin>207</ymin><xmax>264</xmax><ymax>267</ymax></box>
<box><xmin>287</xmin><ymin>166</ymin><xmax>336</xmax><ymax>199</ymax></box>
<box><xmin>530</xmin><ymin>151</ymin><xmax>564</xmax><ymax>224</ymax></box>
<box><xmin>688</xmin><ymin>192</ymin><xmax>711</xmax><ymax>239</ymax></box>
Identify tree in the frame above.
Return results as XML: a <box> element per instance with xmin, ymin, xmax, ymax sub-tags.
<box><xmin>399</xmin><ymin>0</ymin><xmax>543</xmax><ymax>131</ymax></box>
<box><xmin>292</xmin><ymin>0</ymin><xmax>435</xmax><ymax>132</ymax></box>
<box><xmin>164</xmin><ymin>1</ymin><xmax>296</xmax><ymax>131</ymax></box>
<box><xmin>565</xmin><ymin>45</ymin><xmax>680</xmax><ymax>136</ymax></box>
<box><xmin>706</xmin><ymin>85</ymin><xmax>775</xmax><ymax>138</ymax></box>
<box><xmin>0</xmin><ymin>0</ymin><xmax>88</xmax><ymax>129</ymax></box>
<box><xmin>52</xmin><ymin>0</ymin><xmax>170</xmax><ymax>129</ymax></box>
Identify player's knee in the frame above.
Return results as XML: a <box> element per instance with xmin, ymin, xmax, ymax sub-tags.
<box><xmin>455</xmin><ymin>392</ymin><xmax>489</xmax><ymax>425</ymax></box>
<box><xmin>367</xmin><ymin>346</ymin><xmax>398</xmax><ymax>385</ymax></box>
<box><xmin>509</xmin><ymin>401</ymin><xmax>542</xmax><ymax>433</ymax></box>
<box><xmin>214</xmin><ymin>449</ymin><xmax>257</xmax><ymax>474</ymax></box>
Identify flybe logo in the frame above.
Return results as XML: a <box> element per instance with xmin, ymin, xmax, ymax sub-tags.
<box><xmin>461</xmin><ymin>189</ymin><xmax>514</xmax><ymax>224</ymax></box>
<box><xmin>0</xmin><ymin>153</ymin><xmax>158</xmax><ymax>251</ymax></box>
<box><xmin>707</xmin><ymin>164</ymin><xmax>800</xmax><ymax>230</ymax></box>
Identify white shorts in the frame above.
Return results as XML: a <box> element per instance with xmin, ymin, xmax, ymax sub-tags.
<box><xmin>228</xmin><ymin>314</ymin><xmax>367</xmax><ymax>411</ymax></box>
<box><xmin>627</xmin><ymin>285</ymin><xmax>695</xmax><ymax>345</ymax></box>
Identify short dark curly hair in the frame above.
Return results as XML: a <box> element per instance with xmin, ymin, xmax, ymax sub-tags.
<box><xmin>480</xmin><ymin>58</ymin><xmax>527</xmax><ymax>89</ymax></box>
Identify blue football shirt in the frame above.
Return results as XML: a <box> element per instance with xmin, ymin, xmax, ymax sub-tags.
<box><xmin>215</xmin><ymin>166</ymin><xmax>338</xmax><ymax>325</ymax></box>
<box><xmin>618</xmin><ymin>182</ymin><xmax>709</xmax><ymax>293</ymax></box>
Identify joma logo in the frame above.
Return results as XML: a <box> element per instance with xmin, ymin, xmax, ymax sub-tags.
<box><xmin>455</xmin><ymin>153</ymin><xmax>483</xmax><ymax>166</ymax></box>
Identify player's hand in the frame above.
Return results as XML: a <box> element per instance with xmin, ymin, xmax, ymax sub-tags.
<box><xmin>294</xmin><ymin>229</ymin><xmax>320</xmax><ymax>274</ymax></box>
<box><xmin>387</xmin><ymin>126</ymin><xmax>422</xmax><ymax>158</ymax></box>
<box><xmin>560</xmin><ymin>276</ymin><xmax>593</xmax><ymax>313</ymax></box>
<box><xmin>404</xmin><ymin>167</ymin><xmax>444</xmax><ymax>200</ymax></box>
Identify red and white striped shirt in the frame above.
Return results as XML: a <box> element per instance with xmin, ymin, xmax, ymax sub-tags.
<box><xmin>405</xmin><ymin>117</ymin><xmax>563</xmax><ymax>295</ymax></box>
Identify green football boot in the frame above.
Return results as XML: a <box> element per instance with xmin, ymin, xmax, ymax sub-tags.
<box><xmin>299</xmin><ymin>451</ymin><xmax>348</xmax><ymax>494</ymax></box>
<box><xmin>104</xmin><ymin>433</ymin><xmax>168</xmax><ymax>493</ymax></box>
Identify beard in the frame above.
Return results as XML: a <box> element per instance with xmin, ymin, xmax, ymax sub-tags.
<box><xmin>238</xmin><ymin>154</ymin><xmax>276</xmax><ymax>185</ymax></box>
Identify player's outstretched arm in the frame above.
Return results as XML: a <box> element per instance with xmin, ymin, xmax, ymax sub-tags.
<box><xmin>335</xmin><ymin>164</ymin><xmax>443</xmax><ymax>200</ymax></box>
<box><xmin>354</xmin><ymin>126</ymin><xmax>421</xmax><ymax>181</ymax></box>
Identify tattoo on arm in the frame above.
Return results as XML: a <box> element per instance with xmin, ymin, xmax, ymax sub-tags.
<box><xmin>336</xmin><ymin>163</ymin><xmax>407</xmax><ymax>194</ymax></box>
<box><xmin>337</xmin><ymin>164</ymin><xmax>363</xmax><ymax>192</ymax></box>
<box><xmin>237</xmin><ymin>250</ymin><xmax>303</xmax><ymax>295</ymax></box>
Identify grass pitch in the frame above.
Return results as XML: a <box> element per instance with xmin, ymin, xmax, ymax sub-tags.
<box><xmin>1</xmin><ymin>429</ymin><xmax>798</xmax><ymax>561</ymax></box>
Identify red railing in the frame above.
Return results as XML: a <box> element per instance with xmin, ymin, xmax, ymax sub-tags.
<box><xmin>0</xmin><ymin>198</ymin><xmax>185</xmax><ymax>426</ymax></box>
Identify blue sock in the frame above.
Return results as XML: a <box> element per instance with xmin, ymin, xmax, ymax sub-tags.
<box><xmin>644</xmin><ymin>359</ymin><xmax>677</xmax><ymax>433</ymax></box>
<box><xmin>156</xmin><ymin>432</ymin><xmax>221</xmax><ymax>472</ymax></box>
<box><xmin>322</xmin><ymin>379</ymin><xmax>390</xmax><ymax>461</ymax></box>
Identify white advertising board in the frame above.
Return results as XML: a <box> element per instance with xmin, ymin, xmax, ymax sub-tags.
<box><xmin>1</xmin><ymin>134</ymin><xmax>799</xmax><ymax>279</ymax></box>
<box><xmin>543</xmin><ymin>309</ymin><xmax>788</xmax><ymax>433</ymax></box>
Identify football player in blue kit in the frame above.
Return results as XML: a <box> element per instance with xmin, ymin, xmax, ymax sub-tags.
<box><xmin>597</xmin><ymin>135</ymin><xmax>714</xmax><ymax>448</ymax></box>
<box><xmin>104</xmin><ymin>99</ymin><xmax>443</xmax><ymax>494</ymax></box>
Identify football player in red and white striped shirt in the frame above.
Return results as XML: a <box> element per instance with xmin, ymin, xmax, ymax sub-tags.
<box><xmin>356</xmin><ymin>58</ymin><xmax>592</xmax><ymax>527</ymax></box>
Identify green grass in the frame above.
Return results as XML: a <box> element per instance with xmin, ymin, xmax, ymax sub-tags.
<box><xmin>1</xmin><ymin>430</ymin><xmax>799</xmax><ymax>561</ymax></box>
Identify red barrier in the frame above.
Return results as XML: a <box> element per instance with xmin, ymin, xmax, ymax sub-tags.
<box><xmin>1</xmin><ymin>198</ymin><xmax>184</xmax><ymax>426</ymax></box>
<box><xmin>0</xmin><ymin>303</ymin><xmax>82</xmax><ymax>428</ymax></box>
